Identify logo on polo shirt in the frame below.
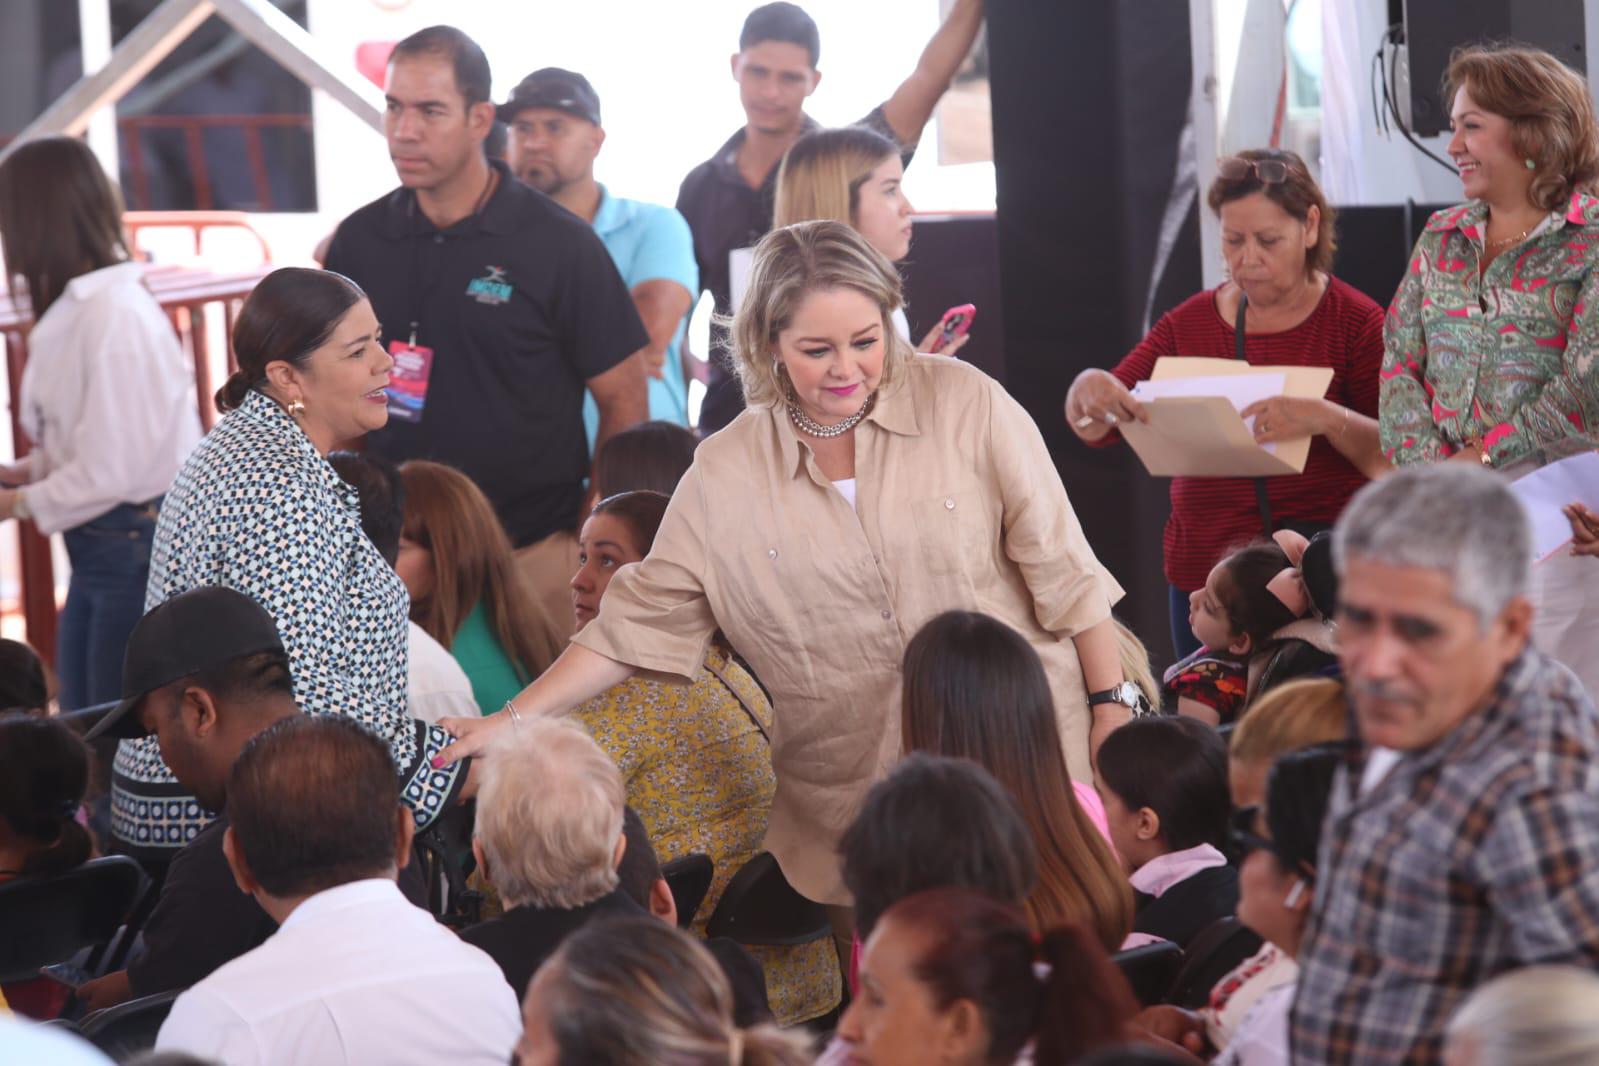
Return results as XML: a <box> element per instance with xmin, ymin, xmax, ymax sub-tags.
<box><xmin>466</xmin><ymin>265</ymin><xmax>513</xmax><ymax>306</ymax></box>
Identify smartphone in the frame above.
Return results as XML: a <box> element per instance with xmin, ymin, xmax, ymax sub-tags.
<box><xmin>929</xmin><ymin>303</ymin><xmax>976</xmax><ymax>354</ymax></box>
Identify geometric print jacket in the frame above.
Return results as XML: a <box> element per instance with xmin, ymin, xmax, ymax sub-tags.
<box><xmin>111</xmin><ymin>389</ymin><xmax>463</xmax><ymax>854</ymax></box>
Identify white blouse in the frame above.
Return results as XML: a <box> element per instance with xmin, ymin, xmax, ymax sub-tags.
<box><xmin>17</xmin><ymin>262</ymin><xmax>200</xmax><ymax>533</ymax></box>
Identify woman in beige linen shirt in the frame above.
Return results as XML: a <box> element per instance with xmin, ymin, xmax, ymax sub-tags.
<box><xmin>440</xmin><ymin>220</ymin><xmax>1129</xmax><ymax>905</ymax></box>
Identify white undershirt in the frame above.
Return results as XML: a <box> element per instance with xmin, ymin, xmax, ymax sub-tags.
<box><xmin>833</xmin><ymin>477</ymin><xmax>857</xmax><ymax>509</ymax></box>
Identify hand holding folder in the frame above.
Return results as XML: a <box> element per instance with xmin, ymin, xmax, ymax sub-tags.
<box><xmin>1118</xmin><ymin>357</ymin><xmax>1334</xmax><ymax>477</ymax></box>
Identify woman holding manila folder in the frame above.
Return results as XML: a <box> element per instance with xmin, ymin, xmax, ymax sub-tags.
<box><xmin>437</xmin><ymin>220</ymin><xmax>1133</xmax><ymax>913</ymax></box>
<box><xmin>1063</xmin><ymin>149</ymin><xmax>1387</xmax><ymax>660</ymax></box>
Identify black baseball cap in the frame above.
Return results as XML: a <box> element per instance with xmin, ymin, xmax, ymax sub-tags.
<box><xmin>497</xmin><ymin>67</ymin><xmax>602</xmax><ymax>126</ymax></box>
<box><xmin>86</xmin><ymin>587</ymin><xmax>286</xmax><ymax>741</ymax></box>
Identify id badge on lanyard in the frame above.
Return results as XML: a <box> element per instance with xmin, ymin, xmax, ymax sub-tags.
<box><xmin>386</xmin><ymin>325</ymin><xmax>434</xmax><ymax>423</ymax></box>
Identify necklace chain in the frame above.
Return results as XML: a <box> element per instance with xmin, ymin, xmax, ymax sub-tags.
<box><xmin>1486</xmin><ymin>225</ymin><xmax>1532</xmax><ymax>250</ymax></box>
<box><xmin>785</xmin><ymin>384</ymin><xmax>876</xmax><ymax>438</ymax></box>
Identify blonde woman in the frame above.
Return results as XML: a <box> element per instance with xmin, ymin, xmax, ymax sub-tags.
<box><xmin>438</xmin><ymin>220</ymin><xmax>1128</xmax><ymax>915</ymax></box>
<box><xmin>774</xmin><ymin>126</ymin><xmax>969</xmax><ymax>354</ymax></box>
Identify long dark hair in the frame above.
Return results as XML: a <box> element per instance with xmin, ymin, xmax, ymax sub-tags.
<box><xmin>901</xmin><ymin>611</ymin><xmax>1132</xmax><ymax>951</ymax></box>
<box><xmin>0</xmin><ymin>137</ymin><xmax>129</xmax><ymax>321</ymax></box>
<box><xmin>591</xmin><ymin>422</ymin><xmax>699</xmax><ymax>499</ymax></box>
<box><xmin>1214</xmin><ymin>540</ymin><xmax>1299</xmax><ymax>650</ymax></box>
<box><xmin>218</xmin><ymin>267</ymin><xmax>365</xmax><ymax>412</ymax></box>
<box><xmin>879</xmin><ymin>888</ymin><xmax>1138</xmax><ymax>1066</ymax></box>
<box><xmin>400</xmin><ymin>460</ymin><xmax>559</xmax><ymax>680</ymax></box>
<box><xmin>0</xmin><ymin>715</ymin><xmax>93</xmax><ymax>876</ymax></box>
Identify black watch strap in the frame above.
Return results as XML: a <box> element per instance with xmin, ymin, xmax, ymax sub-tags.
<box><xmin>1087</xmin><ymin>686</ymin><xmax>1129</xmax><ymax>707</ymax></box>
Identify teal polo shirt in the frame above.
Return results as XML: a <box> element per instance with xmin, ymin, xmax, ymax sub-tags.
<box><xmin>583</xmin><ymin>185</ymin><xmax>699</xmax><ymax>446</ymax></box>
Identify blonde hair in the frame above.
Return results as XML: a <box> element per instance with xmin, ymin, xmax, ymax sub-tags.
<box><xmin>1113</xmin><ymin>619</ymin><xmax>1160</xmax><ymax>710</ymax></box>
<box><xmin>1229</xmin><ymin>678</ymin><xmax>1348</xmax><ymax>763</ymax></box>
<box><xmin>1446</xmin><ymin>44</ymin><xmax>1599</xmax><ymax>212</ymax></box>
<box><xmin>474</xmin><ymin>718</ymin><xmax>624</xmax><ymax>910</ymax></box>
<box><xmin>773</xmin><ymin>126</ymin><xmax>899</xmax><ymax>230</ymax></box>
<box><xmin>1445</xmin><ymin>966</ymin><xmax>1599</xmax><ymax>1065</ymax></box>
<box><xmin>533</xmin><ymin>917</ymin><xmax>814</xmax><ymax>1066</ymax></box>
<box><xmin>723</xmin><ymin>219</ymin><xmax>913</xmax><ymax>408</ymax></box>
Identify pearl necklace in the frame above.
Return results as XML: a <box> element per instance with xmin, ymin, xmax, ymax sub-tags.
<box><xmin>785</xmin><ymin>384</ymin><xmax>877</xmax><ymax>438</ymax></box>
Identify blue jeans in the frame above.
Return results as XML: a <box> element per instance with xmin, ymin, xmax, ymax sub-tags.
<box><xmin>57</xmin><ymin>501</ymin><xmax>158</xmax><ymax>710</ymax></box>
<box><xmin>1169</xmin><ymin>584</ymin><xmax>1202</xmax><ymax>664</ymax></box>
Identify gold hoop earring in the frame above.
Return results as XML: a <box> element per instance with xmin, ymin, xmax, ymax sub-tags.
<box><xmin>287</xmin><ymin>399</ymin><xmax>306</xmax><ymax>418</ymax></box>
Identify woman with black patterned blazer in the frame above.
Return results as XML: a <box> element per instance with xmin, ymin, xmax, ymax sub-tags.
<box><xmin>110</xmin><ymin>268</ymin><xmax>466</xmax><ymax>864</ymax></box>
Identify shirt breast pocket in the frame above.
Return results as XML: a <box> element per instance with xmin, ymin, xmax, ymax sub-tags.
<box><xmin>911</xmin><ymin>490</ymin><xmax>991</xmax><ymax>579</ymax></box>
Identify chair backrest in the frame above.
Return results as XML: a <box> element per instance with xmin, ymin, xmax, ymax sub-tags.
<box><xmin>0</xmin><ymin>856</ymin><xmax>149</xmax><ymax>983</ymax></box>
<box><xmin>80</xmin><ymin>989</ymin><xmax>184</xmax><ymax>1060</ymax></box>
<box><xmin>1163</xmin><ymin>916</ymin><xmax>1264</xmax><ymax>1009</ymax></box>
<box><xmin>661</xmin><ymin>853</ymin><xmax>715</xmax><ymax>929</ymax></box>
<box><xmin>704</xmin><ymin>852</ymin><xmax>830</xmax><ymax>947</ymax></box>
<box><xmin>415</xmin><ymin>799</ymin><xmax>479</xmax><ymax>925</ymax></box>
<box><xmin>1110</xmin><ymin>940</ymin><xmax>1184</xmax><ymax>1007</ymax></box>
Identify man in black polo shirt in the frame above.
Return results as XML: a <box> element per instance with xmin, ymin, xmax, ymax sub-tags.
<box><xmin>325</xmin><ymin>26</ymin><xmax>647</xmax><ymax>656</ymax></box>
<box><xmin>678</xmin><ymin>0</ymin><xmax>986</xmax><ymax>433</ymax></box>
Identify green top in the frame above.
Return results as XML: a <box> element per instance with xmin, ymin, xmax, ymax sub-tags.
<box><xmin>451</xmin><ymin>602</ymin><xmax>529</xmax><ymax>715</ymax></box>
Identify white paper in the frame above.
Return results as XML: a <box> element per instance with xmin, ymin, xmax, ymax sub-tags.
<box><xmin>1132</xmin><ymin>373</ymin><xmax>1287</xmax><ymax>454</ymax></box>
<box><xmin>1510</xmin><ymin>451</ymin><xmax>1599</xmax><ymax>562</ymax></box>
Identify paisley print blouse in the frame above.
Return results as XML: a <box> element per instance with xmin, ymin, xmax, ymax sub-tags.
<box><xmin>111</xmin><ymin>389</ymin><xmax>463</xmax><ymax>855</ymax></box>
<box><xmin>1381</xmin><ymin>193</ymin><xmax>1599</xmax><ymax>467</ymax></box>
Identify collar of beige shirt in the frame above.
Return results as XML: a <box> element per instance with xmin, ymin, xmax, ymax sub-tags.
<box><xmin>773</xmin><ymin>371</ymin><xmax>924</xmax><ymax>479</ymax></box>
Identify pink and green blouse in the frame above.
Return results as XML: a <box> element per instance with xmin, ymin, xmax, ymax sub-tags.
<box><xmin>1381</xmin><ymin>192</ymin><xmax>1599</xmax><ymax>467</ymax></box>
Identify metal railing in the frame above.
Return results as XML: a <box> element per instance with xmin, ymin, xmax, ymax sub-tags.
<box><xmin>0</xmin><ymin>254</ymin><xmax>270</xmax><ymax>662</ymax></box>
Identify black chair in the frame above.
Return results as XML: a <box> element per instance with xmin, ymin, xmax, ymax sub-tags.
<box><xmin>1110</xmin><ymin>940</ymin><xmax>1184</xmax><ymax>1007</ymax></box>
<box><xmin>414</xmin><ymin>799</ymin><xmax>480</xmax><ymax>927</ymax></box>
<box><xmin>79</xmin><ymin>989</ymin><xmax>183</xmax><ymax>1061</ymax></box>
<box><xmin>661</xmin><ymin>853</ymin><xmax>715</xmax><ymax>929</ymax></box>
<box><xmin>705</xmin><ymin>852</ymin><xmax>829</xmax><ymax>947</ymax></box>
<box><xmin>1163</xmin><ymin>916</ymin><xmax>1263</xmax><ymax>1008</ymax></box>
<box><xmin>0</xmin><ymin>856</ymin><xmax>149</xmax><ymax>984</ymax></box>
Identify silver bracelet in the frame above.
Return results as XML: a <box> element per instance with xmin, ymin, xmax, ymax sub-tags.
<box><xmin>502</xmin><ymin>700</ymin><xmax>523</xmax><ymax>728</ymax></box>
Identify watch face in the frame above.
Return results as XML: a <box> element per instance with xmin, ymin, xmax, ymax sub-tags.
<box><xmin>1116</xmin><ymin>682</ymin><xmax>1141</xmax><ymax>705</ymax></box>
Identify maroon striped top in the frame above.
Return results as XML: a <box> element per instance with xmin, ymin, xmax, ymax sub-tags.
<box><xmin>1096</xmin><ymin>277</ymin><xmax>1384</xmax><ymax>590</ymax></box>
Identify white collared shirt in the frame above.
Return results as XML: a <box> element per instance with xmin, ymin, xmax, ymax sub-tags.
<box><xmin>17</xmin><ymin>262</ymin><xmax>201</xmax><ymax>533</ymax></box>
<box><xmin>156</xmin><ymin>878</ymin><xmax>520</xmax><ymax>1065</ymax></box>
<box><xmin>407</xmin><ymin>620</ymin><xmax>480</xmax><ymax>724</ymax></box>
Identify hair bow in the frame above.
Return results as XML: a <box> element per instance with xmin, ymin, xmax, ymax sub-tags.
<box><xmin>1265</xmin><ymin>529</ymin><xmax>1311</xmax><ymax>619</ymax></box>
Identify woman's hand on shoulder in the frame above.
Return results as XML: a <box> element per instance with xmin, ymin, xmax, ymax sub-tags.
<box><xmin>1065</xmin><ymin>368</ymin><xmax>1147</xmax><ymax>441</ymax></box>
<box><xmin>433</xmin><ymin>712</ymin><xmax>512</xmax><ymax>768</ymax></box>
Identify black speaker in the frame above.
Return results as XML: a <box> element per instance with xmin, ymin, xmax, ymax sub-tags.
<box><xmin>1404</xmin><ymin>0</ymin><xmax>1586</xmax><ymax>136</ymax></box>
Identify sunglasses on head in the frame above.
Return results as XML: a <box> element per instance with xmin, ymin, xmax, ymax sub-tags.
<box><xmin>1217</xmin><ymin>156</ymin><xmax>1292</xmax><ymax>185</ymax></box>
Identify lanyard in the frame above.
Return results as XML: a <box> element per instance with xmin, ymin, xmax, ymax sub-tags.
<box><xmin>1235</xmin><ymin>292</ymin><xmax>1275</xmax><ymax>535</ymax></box>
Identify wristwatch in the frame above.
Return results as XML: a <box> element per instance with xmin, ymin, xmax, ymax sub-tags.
<box><xmin>1088</xmin><ymin>681</ymin><xmax>1154</xmax><ymax>717</ymax></box>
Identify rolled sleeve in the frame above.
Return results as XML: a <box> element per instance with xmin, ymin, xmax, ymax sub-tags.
<box><xmin>986</xmin><ymin>378</ymin><xmax>1123</xmax><ymax>636</ymax></box>
<box><xmin>571</xmin><ymin>464</ymin><xmax>718</xmax><ymax>678</ymax></box>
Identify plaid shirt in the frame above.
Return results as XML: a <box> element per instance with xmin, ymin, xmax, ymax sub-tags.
<box><xmin>1291</xmin><ymin>650</ymin><xmax>1599</xmax><ymax>1064</ymax></box>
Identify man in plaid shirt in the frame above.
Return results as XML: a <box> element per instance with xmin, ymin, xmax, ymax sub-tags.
<box><xmin>1290</xmin><ymin>464</ymin><xmax>1599</xmax><ymax>1064</ymax></box>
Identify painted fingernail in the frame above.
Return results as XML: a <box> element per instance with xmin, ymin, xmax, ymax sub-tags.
<box><xmin>430</xmin><ymin>756</ymin><xmax>445</xmax><ymax>769</ymax></box>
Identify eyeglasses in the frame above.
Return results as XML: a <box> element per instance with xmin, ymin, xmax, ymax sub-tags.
<box><xmin>1230</xmin><ymin>805</ymin><xmax>1276</xmax><ymax>857</ymax></box>
<box><xmin>1217</xmin><ymin>156</ymin><xmax>1292</xmax><ymax>184</ymax></box>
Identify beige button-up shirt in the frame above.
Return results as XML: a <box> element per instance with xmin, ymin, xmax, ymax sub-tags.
<box><xmin>573</xmin><ymin>356</ymin><xmax>1123</xmax><ymax>903</ymax></box>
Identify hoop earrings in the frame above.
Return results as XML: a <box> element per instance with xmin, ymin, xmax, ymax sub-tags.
<box><xmin>287</xmin><ymin>399</ymin><xmax>306</xmax><ymax>419</ymax></box>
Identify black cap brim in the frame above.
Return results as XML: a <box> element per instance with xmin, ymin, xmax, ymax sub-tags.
<box><xmin>83</xmin><ymin>692</ymin><xmax>152</xmax><ymax>741</ymax></box>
